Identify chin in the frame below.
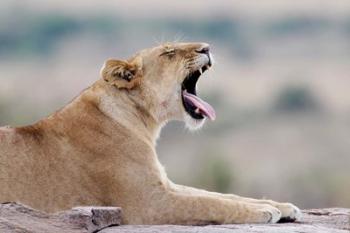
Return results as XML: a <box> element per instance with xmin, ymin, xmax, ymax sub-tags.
<box><xmin>183</xmin><ymin>113</ymin><xmax>206</xmax><ymax>131</ymax></box>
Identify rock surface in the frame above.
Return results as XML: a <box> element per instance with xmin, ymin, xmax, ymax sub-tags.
<box><xmin>0</xmin><ymin>203</ymin><xmax>349</xmax><ymax>233</ymax></box>
<box><xmin>0</xmin><ymin>202</ymin><xmax>122</xmax><ymax>233</ymax></box>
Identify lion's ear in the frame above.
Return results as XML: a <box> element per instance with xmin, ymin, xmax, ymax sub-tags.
<box><xmin>101</xmin><ymin>58</ymin><xmax>143</xmax><ymax>90</ymax></box>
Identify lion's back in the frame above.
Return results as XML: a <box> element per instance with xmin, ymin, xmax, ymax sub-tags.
<box><xmin>0</xmin><ymin>126</ymin><xmax>42</xmax><ymax>202</ymax></box>
<box><xmin>0</xmin><ymin>126</ymin><xmax>18</xmax><ymax>201</ymax></box>
<box><xmin>0</xmin><ymin>126</ymin><xmax>16</xmax><ymax>156</ymax></box>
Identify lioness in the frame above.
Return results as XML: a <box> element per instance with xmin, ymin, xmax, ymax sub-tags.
<box><xmin>0</xmin><ymin>42</ymin><xmax>301</xmax><ymax>224</ymax></box>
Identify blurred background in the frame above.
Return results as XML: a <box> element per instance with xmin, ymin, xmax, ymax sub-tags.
<box><xmin>0</xmin><ymin>0</ymin><xmax>349</xmax><ymax>209</ymax></box>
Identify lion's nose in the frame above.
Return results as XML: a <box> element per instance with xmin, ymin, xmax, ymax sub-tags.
<box><xmin>195</xmin><ymin>45</ymin><xmax>210</xmax><ymax>55</ymax></box>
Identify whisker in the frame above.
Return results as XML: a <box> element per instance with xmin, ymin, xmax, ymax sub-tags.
<box><xmin>173</xmin><ymin>32</ymin><xmax>185</xmax><ymax>43</ymax></box>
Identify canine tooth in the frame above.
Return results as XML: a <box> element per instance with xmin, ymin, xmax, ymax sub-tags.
<box><xmin>195</xmin><ymin>108</ymin><xmax>200</xmax><ymax>114</ymax></box>
<box><xmin>199</xmin><ymin>68</ymin><xmax>203</xmax><ymax>75</ymax></box>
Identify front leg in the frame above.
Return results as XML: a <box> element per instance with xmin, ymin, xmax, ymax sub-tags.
<box><xmin>170</xmin><ymin>182</ymin><xmax>302</xmax><ymax>222</ymax></box>
<box><xmin>145</xmin><ymin>191</ymin><xmax>282</xmax><ymax>225</ymax></box>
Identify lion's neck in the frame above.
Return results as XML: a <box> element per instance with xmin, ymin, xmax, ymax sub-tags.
<box><xmin>34</xmin><ymin>81</ymin><xmax>163</xmax><ymax>148</ymax></box>
<box><xmin>93</xmin><ymin>80</ymin><xmax>164</xmax><ymax>145</ymax></box>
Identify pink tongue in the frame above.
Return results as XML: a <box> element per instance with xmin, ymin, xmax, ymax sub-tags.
<box><xmin>183</xmin><ymin>90</ymin><xmax>216</xmax><ymax>121</ymax></box>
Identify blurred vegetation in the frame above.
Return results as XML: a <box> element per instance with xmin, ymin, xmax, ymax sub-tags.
<box><xmin>288</xmin><ymin>167</ymin><xmax>350</xmax><ymax>207</ymax></box>
<box><xmin>1</xmin><ymin>13</ymin><xmax>349</xmax><ymax>59</ymax></box>
<box><xmin>0</xmin><ymin>14</ymin><xmax>122</xmax><ymax>57</ymax></box>
<box><xmin>265</xmin><ymin>16</ymin><xmax>332</xmax><ymax>36</ymax></box>
<box><xmin>195</xmin><ymin>152</ymin><xmax>234</xmax><ymax>194</ymax></box>
<box><xmin>273</xmin><ymin>84</ymin><xmax>321</xmax><ymax>113</ymax></box>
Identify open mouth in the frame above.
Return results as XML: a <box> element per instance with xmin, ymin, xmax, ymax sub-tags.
<box><xmin>181</xmin><ymin>64</ymin><xmax>216</xmax><ymax>121</ymax></box>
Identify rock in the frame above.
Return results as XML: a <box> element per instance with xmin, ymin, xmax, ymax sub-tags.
<box><xmin>0</xmin><ymin>202</ymin><xmax>349</xmax><ymax>233</ymax></box>
<box><xmin>101</xmin><ymin>208</ymin><xmax>350</xmax><ymax>233</ymax></box>
<box><xmin>0</xmin><ymin>202</ymin><xmax>122</xmax><ymax>233</ymax></box>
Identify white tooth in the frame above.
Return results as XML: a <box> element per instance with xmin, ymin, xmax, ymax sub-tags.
<box><xmin>199</xmin><ymin>68</ymin><xmax>203</xmax><ymax>75</ymax></box>
<box><xmin>195</xmin><ymin>108</ymin><xmax>200</xmax><ymax>114</ymax></box>
<box><xmin>205</xmin><ymin>65</ymin><xmax>210</xmax><ymax>70</ymax></box>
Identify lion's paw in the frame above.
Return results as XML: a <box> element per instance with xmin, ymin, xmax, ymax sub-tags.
<box><xmin>255</xmin><ymin>204</ymin><xmax>282</xmax><ymax>224</ymax></box>
<box><xmin>276</xmin><ymin>203</ymin><xmax>302</xmax><ymax>222</ymax></box>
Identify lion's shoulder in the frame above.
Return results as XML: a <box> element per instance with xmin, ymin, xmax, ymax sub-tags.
<box><xmin>15</xmin><ymin>125</ymin><xmax>45</xmax><ymax>144</ymax></box>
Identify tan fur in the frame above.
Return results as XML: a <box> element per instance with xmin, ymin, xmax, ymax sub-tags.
<box><xmin>0</xmin><ymin>42</ymin><xmax>301</xmax><ymax>224</ymax></box>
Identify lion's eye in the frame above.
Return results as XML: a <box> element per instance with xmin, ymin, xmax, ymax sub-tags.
<box><xmin>160</xmin><ymin>48</ymin><xmax>176</xmax><ymax>57</ymax></box>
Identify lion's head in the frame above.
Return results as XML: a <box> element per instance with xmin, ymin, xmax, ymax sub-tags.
<box><xmin>100</xmin><ymin>42</ymin><xmax>215</xmax><ymax>130</ymax></box>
